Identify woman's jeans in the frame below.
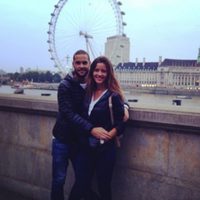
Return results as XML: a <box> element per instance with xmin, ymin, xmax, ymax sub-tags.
<box><xmin>68</xmin><ymin>142</ymin><xmax>116</xmax><ymax>200</ymax></box>
<box><xmin>51</xmin><ymin>138</ymin><xmax>77</xmax><ymax>200</ymax></box>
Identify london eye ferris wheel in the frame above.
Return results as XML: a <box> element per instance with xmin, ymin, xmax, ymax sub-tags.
<box><xmin>47</xmin><ymin>0</ymin><xmax>126</xmax><ymax>75</ymax></box>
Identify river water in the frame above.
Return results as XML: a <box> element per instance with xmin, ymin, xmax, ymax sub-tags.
<box><xmin>0</xmin><ymin>85</ymin><xmax>200</xmax><ymax>113</ymax></box>
<box><xmin>0</xmin><ymin>85</ymin><xmax>57</xmax><ymax>97</ymax></box>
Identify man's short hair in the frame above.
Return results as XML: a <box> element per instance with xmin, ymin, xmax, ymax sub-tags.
<box><xmin>73</xmin><ymin>50</ymin><xmax>90</xmax><ymax>61</ymax></box>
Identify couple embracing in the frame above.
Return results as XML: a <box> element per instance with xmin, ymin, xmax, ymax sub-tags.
<box><xmin>51</xmin><ymin>50</ymin><xmax>129</xmax><ymax>200</ymax></box>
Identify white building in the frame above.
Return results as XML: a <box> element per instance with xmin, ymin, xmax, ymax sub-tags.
<box><xmin>115</xmin><ymin>49</ymin><xmax>200</xmax><ymax>90</ymax></box>
<box><xmin>105</xmin><ymin>35</ymin><xmax>130</xmax><ymax>66</ymax></box>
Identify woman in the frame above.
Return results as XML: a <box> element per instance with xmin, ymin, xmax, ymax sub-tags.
<box><xmin>68</xmin><ymin>56</ymin><xmax>125</xmax><ymax>200</ymax></box>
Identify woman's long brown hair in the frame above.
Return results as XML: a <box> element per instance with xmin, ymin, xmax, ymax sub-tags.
<box><xmin>86</xmin><ymin>56</ymin><xmax>124</xmax><ymax>101</ymax></box>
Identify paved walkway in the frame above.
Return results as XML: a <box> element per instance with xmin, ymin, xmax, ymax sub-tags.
<box><xmin>0</xmin><ymin>188</ymin><xmax>28</xmax><ymax>200</ymax></box>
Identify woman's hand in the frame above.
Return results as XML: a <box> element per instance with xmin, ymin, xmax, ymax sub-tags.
<box><xmin>91</xmin><ymin>127</ymin><xmax>112</xmax><ymax>140</ymax></box>
<box><xmin>123</xmin><ymin>106</ymin><xmax>129</xmax><ymax>122</ymax></box>
<box><xmin>108</xmin><ymin>128</ymin><xmax>117</xmax><ymax>139</ymax></box>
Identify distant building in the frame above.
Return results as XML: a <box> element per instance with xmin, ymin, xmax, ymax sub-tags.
<box><xmin>25</xmin><ymin>68</ymin><xmax>50</xmax><ymax>73</ymax></box>
<box><xmin>0</xmin><ymin>69</ymin><xmax>10</xmax><ymax>84</ymax></box>
<box><xmin>0</xmin><ymin>69</ymin><xmax>6</xmax><ymax>75</ymax></box>
<box><xmin>115</xmin><ymin>49</ymin><xmax>200</xmax><ymax>90</ymax></box>
<box><xmin>20</xmin><ymin>67</ymin><xmax>24</xmax><ymax>74</ymax></box>
<box><xmin>105</xmin><ymin>35</ymin><xmax>130</xmax><ymax>66</ymax></box>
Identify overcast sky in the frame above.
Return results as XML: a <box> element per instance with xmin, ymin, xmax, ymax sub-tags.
<box><xmin>0</xmin><ymin>0</ymin><xmax>199</xmax><ymax>73</ymax></box>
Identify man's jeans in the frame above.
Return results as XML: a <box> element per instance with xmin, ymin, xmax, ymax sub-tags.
<box><xmin>51</xmin><ymin>138</ymin><xmax>75</xmax><ymax>200</ymax></box>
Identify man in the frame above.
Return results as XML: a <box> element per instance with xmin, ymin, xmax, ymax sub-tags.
<box><xmin>51</xmin><ymin>50</ymin><xmax>111</xmax><ymax>200</ymax></box>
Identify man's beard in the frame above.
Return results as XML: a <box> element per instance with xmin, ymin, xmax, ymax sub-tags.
<box><xmin>74</xmin><ymin>69</ymin><xmax>88</xmax><ymax>81</ymax></box>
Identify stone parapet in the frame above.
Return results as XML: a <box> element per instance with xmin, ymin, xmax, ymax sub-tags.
<box><xmin>0</xmin><ymin>94</ymin><xmax>200</xmax><ymax>200</ymax></box>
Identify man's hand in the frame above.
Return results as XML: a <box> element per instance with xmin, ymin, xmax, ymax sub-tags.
<box><xmin>123</xmin><ymin>106</ymin><xmax>129</xmax><ymax>122</ymax></box>
<box><xmin>91</xmin><ymin>127</ymin><xmax>112</xmax><ymax>140</ymax></box>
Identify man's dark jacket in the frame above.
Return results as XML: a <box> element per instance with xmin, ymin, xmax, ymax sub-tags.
<box><xmin>52</xmin><ymin>74</ymin><xmax>94</xmax><ymax>143</ymax></box>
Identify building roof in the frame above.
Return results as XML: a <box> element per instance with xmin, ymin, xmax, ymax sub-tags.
<box><xmin>115</xmin><ymin>62</ymin><xmax>159</xmax><ymax>71</ymax></box>
<box><xmin>160</xmin><ymin>59</ymin><xmax>197</xmax><ymax>67</ymax></box>
<box><xmin>115</xmin><ymin>58</ymin><xmax>200</xmax><ymax>71</ymax></box>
